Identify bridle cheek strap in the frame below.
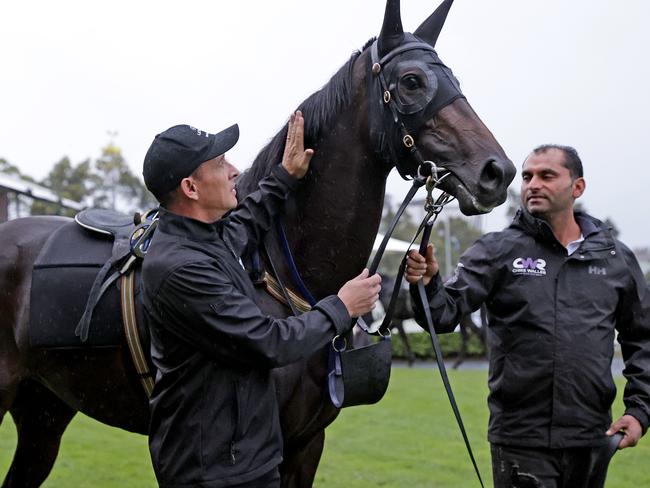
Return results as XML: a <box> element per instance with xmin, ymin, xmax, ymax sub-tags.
<box><xmin>368</xmin><ymin>38</ymin><xmax>465</xmax><ymax>179</ymax></box>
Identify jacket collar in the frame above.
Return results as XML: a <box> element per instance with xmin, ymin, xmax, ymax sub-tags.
<box><xmin>157</xmin><ymin>206</ymin><xmax>220</xmax><ymax>242</ymax></box>
<box><xmin>511</xmin><ymin>208</ymin><xmax>615</xmax><ymax>252</ymax></box>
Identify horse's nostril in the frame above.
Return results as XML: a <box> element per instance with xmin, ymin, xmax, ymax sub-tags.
<box><xmin>487</xmin><ymin>160</ymin><xmax>500</xmax><ymax>179</ymax></box>
<box><xmin>479</xmin><ymin>159</ymin><xmax>504</xmax><ymax>192</ymax></box>
<box><xmin>478</xmin><ymin>157</ymin><xmax>516</xmax><ymax>195</ymax></box>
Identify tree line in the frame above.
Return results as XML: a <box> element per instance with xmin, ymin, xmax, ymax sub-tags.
<box><xmin>0</xmin><ymin>140</ymin><xmax>156</xmax><ymax>218</ymax></box>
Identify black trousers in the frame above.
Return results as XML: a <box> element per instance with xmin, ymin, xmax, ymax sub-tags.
<box><xmin>228</xmin><ymin>467</ymin><xmax>281</xmax><ymax>488</ymax></box>
<box><xmin>491</xmin><ymin>442</ymin><xmax>617</xmax><ymax>488</ymax></box>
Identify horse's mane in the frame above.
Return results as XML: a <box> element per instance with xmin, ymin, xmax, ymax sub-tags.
<box><xmin>237</xmin><ymin>38</ymin><xmax>375</xmax><ymax>197</ymax></box>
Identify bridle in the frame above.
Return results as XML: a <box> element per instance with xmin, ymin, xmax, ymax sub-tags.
<box><xmin>367</xmin><ymin>36</ymin><xmax>464</xmax><ymax>180</ymax></box>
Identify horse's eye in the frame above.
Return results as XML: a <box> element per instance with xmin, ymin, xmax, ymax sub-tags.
<box><xmin>401</xmin><ymin>74</ymin><xmax>422</xmax><ymax>91</ymax></box>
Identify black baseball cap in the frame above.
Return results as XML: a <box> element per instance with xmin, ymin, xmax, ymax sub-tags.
<box><xmin>143</xmin><ymin>123</ymin><xmax>239</xmax><ymax>200</ymax></box>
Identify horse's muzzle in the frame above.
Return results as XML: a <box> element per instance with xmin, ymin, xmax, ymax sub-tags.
<box><xmin>442</xmin><ymin>155</ymin><xmax>515</xmax><ymax>215</ymax></box>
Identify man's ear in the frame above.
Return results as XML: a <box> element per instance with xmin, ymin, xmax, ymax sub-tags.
<box><xmin>572</xmin><ymin>177</ymin><xmax>586</xmax><ymax>199</ymax></box>
<box><xmin>179</xmin><ymin>177</ymin><xmax>199</xmax><ymax>201</ymax></box>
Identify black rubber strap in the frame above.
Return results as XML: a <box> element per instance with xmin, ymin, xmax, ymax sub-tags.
<box><xmin>416</xmin><ymin>280</ymin><xmax>484</xmax><ymax>487</ymax></box>
<box><xmin>75</xmin><ymin>260</ymin><xmax>114</xmax><ymax>342</ymax></box>
<box><xmin>416</xmin><ymin>221</ymin><xmax>484</xmax><ymax>487</ymax></box>
<box><xmin>368</xmin><ymin>178</ymin><xmax>424</xmax><ymax>275</ymax></box>
<box><xmin>376</xmin><ymin>213</ymin><xmax>433</xmax><ymax>335</ymax></box>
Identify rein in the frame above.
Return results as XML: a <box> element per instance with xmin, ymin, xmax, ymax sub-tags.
<box><xmin>411</xmin><ymin>185</ymin><xmax>485</xmax><ymax>488</ymax></box>
<box><xmin>365</xmin><ymin>174</ymin><xmax>486</xmax><ymax>487</ymax></box>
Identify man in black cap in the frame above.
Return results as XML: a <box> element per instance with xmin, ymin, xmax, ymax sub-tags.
<box><xmin>141</xmin><ymin>111</ymin><xmax>381</xmax><ymax>488</ymax></box>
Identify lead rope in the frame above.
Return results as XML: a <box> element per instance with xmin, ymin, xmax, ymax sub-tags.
<box><xmin>369</xmin><ymin>175</ymin><xmax>485</xmax><ymax>487</ymax></box>
<box><xmin>413</xmin><ymin>182</ymin><xmax>485</xmax><ymax>488</ymax></box>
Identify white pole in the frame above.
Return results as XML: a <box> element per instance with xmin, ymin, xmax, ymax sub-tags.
<box><xmin>444</xmin><ymin>217</ymin><xmax>452</xmax><ymax>279</ymax></box>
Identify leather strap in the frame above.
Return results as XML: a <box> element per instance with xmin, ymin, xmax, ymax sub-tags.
<box><xmin>368</xmin><ymin>178</ymin><xmax>424</xmax><ymax>275</ymax></box>
<box><xmin>120</xmin><ymin>271</ymin><xmax>154</xmax><ymax>398</ymax></box>
<box><xmin>74</xmin><ymin>220</ymin><xmax>146</xmax><ymax>342</ymax></box>
<box><xmin>415</xmin><ymin>225</ymin><xmax>484</xmax><ymax>487</ymax></box>
<box><xmin>264</xmin><ymin>271</ymin><xmax>312</xmax><ymax>313</ymax></box>
<box><xmin>263</xmin><ymin>231</ymin><xmax>307</xmax><ymax>318</ymax></box>
<box><xmin>327</xmin><ymin>338</ymin><xmax>345</xmax><ymax>408</ymax></box>
<box><xmin>276</xmin><ymin>221</ymin><xmax>318</xmax><ymax>305</ymax></box>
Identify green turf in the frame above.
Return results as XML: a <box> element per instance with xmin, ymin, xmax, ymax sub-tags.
<box><xmin>0</xmin><ymin>411</ymin><xmax>155</xmax><ymax>487</ymax></box>
<box><xmin>1</xmin><ymin>368</ymin><xmax>648</xmax><ymax>487</ymax></box>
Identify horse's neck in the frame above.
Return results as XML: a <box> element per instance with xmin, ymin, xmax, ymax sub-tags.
<box><xmin>279</xmin><ymin>122</ymin><xmax>389</xmax><ymax>299</ymax></box>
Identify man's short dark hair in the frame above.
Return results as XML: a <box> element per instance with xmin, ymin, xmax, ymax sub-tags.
<box><xmin>531</xmin><ymin>144</ymin><xmax>584</xmax><ymax>179</ymax></box>
<box><xmin>156</xmin><ymin>162</ymin><xmax>205</xmax><ymax>209</ymax></box>
<box><xmin>158</xmin><ymin>188</ymin><xmax>179</xmax><ymax>209</ymax></box>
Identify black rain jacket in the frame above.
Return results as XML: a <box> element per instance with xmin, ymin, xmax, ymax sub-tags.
<box><xmin>412</xmin><ymin>209</ymin><xmax>650</xmax><ymax>448</ymax></box>
<box><xmin>142</xmin><ymin>165</ymin><xmax>350</xmax><ymax>487</ymax></box>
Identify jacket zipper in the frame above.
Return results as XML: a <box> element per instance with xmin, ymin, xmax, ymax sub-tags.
<box><xmin>549</xmin><ymin>260</ymin><xmax>562</xmax><ymax>446</ymax></box>
<box><xmin>230</xmin><ymin>381</ymin><xmax>240</xmax><ymax>465</ymax></box>
<box><xmin>230</xmin><ymin>441</ymin><xmax>236</xmax><ymax>465</ymax></box>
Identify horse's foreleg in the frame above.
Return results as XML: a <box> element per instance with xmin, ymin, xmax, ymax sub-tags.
<box><xmin>2</xmin><ymin>379</ymin><xmax>76</xmax><ymax>488</ymax></box>
<box><xmin>453</xmin><ymin>317</ymin><xmax>470</xmax><ymax>369</ymax></box>
<box><xmin>279</xmin><ymin>429</ymin><xmax>326</xmax><ymax>488</ymax></box>
<box><xmin>394</xmin><ymin>320</ymin><xmax>415</xmax><ymax>366</ymax></box>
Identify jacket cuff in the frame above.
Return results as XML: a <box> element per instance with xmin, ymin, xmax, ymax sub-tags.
<box><xmin>411</xmin><ymin>273</ymin><xmax>443</xmax><ymax>302</ymax></box>
<box><xmin>313</xmin><ymin>295</ymin><xmax>351</xmax><ymax>336</ymax></box>
<box><xmin>625</xmin><ymin>407</ymin><xmax>650</xmax><ymax>435</ymax></box>
<box><xmin>271</xmin><ymin>164</ymin><xmax>301</xmax><ymax>192</ymax></box>
<box><xmin>425</xmin><ymin>273</ymin><xmax>443</xmax><ymax>294</ymax></box>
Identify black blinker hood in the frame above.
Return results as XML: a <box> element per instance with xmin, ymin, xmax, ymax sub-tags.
<box><xmin>368</xmin><ymin>33</ymin><xmax>465</xmax><ymax>177</ymax></box>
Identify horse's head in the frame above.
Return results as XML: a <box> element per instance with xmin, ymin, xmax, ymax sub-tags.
<box><xmin>368</xmin><ymin>0</ymin><xmax>515</xmax><ymax>215</ymax></box>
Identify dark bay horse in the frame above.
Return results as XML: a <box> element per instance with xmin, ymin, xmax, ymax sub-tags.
<box><xmin>0</xmin><ymin>1</ymin><xmax>515</xmax><ymax>486</ymax></box>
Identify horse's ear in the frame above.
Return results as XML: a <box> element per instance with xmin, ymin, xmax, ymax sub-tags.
<box><xmin>378</xmin><ymin>0</ymin><xmax>404</xmax><ymax>56</ymax></box>
<box><xmin>414</xmin><ymin>0</ymin><xmax>454</xmax><ymax>47</ymax></box>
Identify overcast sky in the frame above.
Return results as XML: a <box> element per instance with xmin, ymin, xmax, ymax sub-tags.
<box><xmin>2</xmin><ymin>0</ymin><xmax>649</xmax><ymax>248</ymax></box>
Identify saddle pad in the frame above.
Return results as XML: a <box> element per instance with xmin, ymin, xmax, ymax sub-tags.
<box><xmin>34</xmin><ymin>219</ymin><xmax>112</xmax><ymax>267</ymax></box>
<box><xmin>29</xmin><ymin>221</ymin><xmax>145</xmax><ymax>349</ymax></box>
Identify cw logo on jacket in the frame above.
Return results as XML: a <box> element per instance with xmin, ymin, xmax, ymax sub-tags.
<box><xmin>512</xmin><ymin>257</ymin><xmax>547</xmax><ymax>276</ymax></box>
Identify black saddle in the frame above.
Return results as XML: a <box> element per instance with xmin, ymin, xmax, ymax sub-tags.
<box><xmin>75</xmin><ymin>208</ymin><xmax>136</xmax><ymax>240</ymax></box>
<box><xmin>29</xmin><ymin>209</ymin><xmax>154</xmax><ymax>349</ymax></box>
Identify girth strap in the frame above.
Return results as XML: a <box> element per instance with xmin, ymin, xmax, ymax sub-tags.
<box><xmin>120</xmin><ymin>271</ymin><xmax>154</xmax><ymax>398</ymax></box>
<box><xmin>264</xmin><ymin>271</ymin><xmax>312</xmax><ymax>313</ymax></box>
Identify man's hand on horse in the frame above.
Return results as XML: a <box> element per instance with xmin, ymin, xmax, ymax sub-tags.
<box><xmin>405</xmin><ymin>244</ymin><xmax>439</xmax><ymax>286</ymax></box>
<box><xmin>281</xmin><ymin>110</ymin><xmax>314</xmax><ymax>179</ymax></box>
<box><xmin>337</xmin><ymin>268</ymin><xmax>382</xmax><ymax>318</ymax></box>
<box><xmin>607</xmin><ymin>414</ymin><xmax>643</xmax><ymax>449</ymax></box>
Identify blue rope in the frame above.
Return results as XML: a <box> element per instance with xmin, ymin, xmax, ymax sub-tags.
<box><xmin>275</xmin><ymin>220</ymin><xmax>317</xmax><ymax>306</ymax></box>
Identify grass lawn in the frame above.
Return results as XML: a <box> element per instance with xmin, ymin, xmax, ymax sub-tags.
<box><xmin>1</xmin><ymin>368</ymin><xmax>648</xmax><ymax>487</ymax></box>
